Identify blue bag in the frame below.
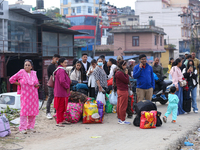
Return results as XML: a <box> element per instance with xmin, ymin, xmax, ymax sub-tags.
<box><xmin>76</xmin><ymin>83</ymin><xmax>88</xmax><ymax>90</ymax></box>
<box><xmin>109</xmin><ymin>91</ymin><xmax>118</xmax><ymax>105</ymax></box>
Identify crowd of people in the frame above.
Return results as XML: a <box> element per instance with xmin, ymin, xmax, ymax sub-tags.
<box><xmin>8</xmin><ymin>51</ymin><xmax>200</xmax><ymax>133</ymax></box>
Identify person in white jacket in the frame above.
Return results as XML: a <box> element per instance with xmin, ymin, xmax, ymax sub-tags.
<box><xmin>87</xmin><ymin>59</ymin><xmax>97</xmax><ymax>97</ymax></box>
<box><xmin>107</xmin><ymin>58</ymin><xmax>117</xmax><ymax>80</ymax></box>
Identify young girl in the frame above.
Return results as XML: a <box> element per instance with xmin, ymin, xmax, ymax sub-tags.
<box><xmin>163</xmin><ymin>86</ymin><xmax>179</xmax><ymax>123</ymax></box>
<box><xmin>70</xmin><ymin>61</ymin><xmax>82</xmax><ymax>83</ymax></box>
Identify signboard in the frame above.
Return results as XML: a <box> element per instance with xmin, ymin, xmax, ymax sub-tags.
<box><xmin>110</xmin><ymin>22</ymin><xmax>121</xmax><ymax>26</ymax></box>
<box><xmin>147</xmin><ymin>56</ymin><xmax>154</xmax><ymax>63</ymax></box>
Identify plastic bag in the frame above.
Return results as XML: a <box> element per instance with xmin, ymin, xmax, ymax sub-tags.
<box><xmin>106</xmin><ymin>100</ymin><xmax>113</xmax><ymax>113</ymax></box>
<box><xmin>96</xmin><ymin>92</ymin><xmax>106</xmax><ymax>105</ymax></box>
<box><xmin>109</xmin><ymin>91</ymin><xmax>118</xmax><ymax>105</ymax></box>
<box><xmin>140</xmin><ymin>111</ymin><xmax>157</xmax><ymax>129</ymax></box>
<box><xmin>0</xmin><ymin>114</ymin><xmax>11</xmax><ymax>137</ymax></box>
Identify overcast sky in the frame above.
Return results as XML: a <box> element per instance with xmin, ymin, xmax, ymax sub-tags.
<box><xmin>7</xmin><ymin>0</ymin><xmax>136</xmax><ymax>9</ymax></box>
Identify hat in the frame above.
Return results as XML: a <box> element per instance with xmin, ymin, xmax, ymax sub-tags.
<box><xmin>185</xmin><ymin>51</ymin><xmax>190</xmax><ymax>55</ymax></box>
<box><xmin>128</xmin><ymin>59</ymin><xmax>135</xmax><ymax>62</ymax></box>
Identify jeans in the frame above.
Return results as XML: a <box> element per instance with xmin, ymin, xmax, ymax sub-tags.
<box><xmin>187</xmin><ymin>86</ymin><xmax>198</xmax><ymax>111</ymax></box>
<box><xmin>175</xmin><ymin>83</ymin><xmax>185</xmax><ymax>115</ymax></box>
<box><xmin>46</xmin><ymin>86</ymin><xmax>54</xmax><ymax>114</ymax></box>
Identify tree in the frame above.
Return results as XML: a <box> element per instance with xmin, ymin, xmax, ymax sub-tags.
<box><xmin>45</xmin><ymin>7</ymin><xmax>60</xmax><ymax>18</ymax></box>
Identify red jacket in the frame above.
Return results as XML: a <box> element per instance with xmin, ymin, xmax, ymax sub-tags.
<box><xmin>115</xmin><ymin>70</ymin><xmax>129</xmax><ymax>91</ymax></box>
<box><xmin>54</xmin><ymin>66</ymin><xmax>71</xmax><ymax>97</ymax></box>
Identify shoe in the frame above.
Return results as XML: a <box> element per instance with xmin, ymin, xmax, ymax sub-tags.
<box><xmin>152</xmin><ymin>94</ymin><xmax>156</xmax><ymax>99</ymax></box>
<box><xmin>184</xmin><ymin>112</ymin><xmax>188</xmax><ymax>115</ymax></box>
<box><xmin>171</xmin><ymin>120</ymin><xmax>176</xmax><ymax>123</ymax></box>
<box><xmin>118</xmin><ymin>119</ymin><xmax>122</xmax><ymax>124</ymax></box>
<box><xmin>20</xmin><ymin>130</ymin><xmax>27</xmax><ymax>134</ymax></box>
<box><xmin>160</xmin><ymin>94</ymin><xmax>167</xmax><ymax>100</ymax></box>
<box><xmin>119</xmin><ymin>120</ymin><xmax>131</xmax><ymax>125</ymax></box>
<box><xmin>194</xmin><ymin>110</ymin><xmax>198</xmax><ymax>113</ymax></box>
<box><xmin>127</xmin><ymin>115</ymin><xmax>133</xmax><ymax>119</ymax></box>
<box><xmin>163</xmin><ymin>116</ymin><xmax>167</xmax><ymax>123</ymax></box>
<box><xmin>46</xmin><ymin>113</ymin><xmax>53</xmax><ymax>119</ymax></box>
<box><xmin>27</xmin><ymin>129</ymin><xmax>36</xmax><ymax>133</ymax></box>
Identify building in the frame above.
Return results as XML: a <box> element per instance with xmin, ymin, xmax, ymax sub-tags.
<box><xmin>0</xmin><ymin>1</ymin><xmax>84</xmax><ymax>93</ymax></box>
<box><xmin>117</xmin><ymin>6</ymin><xmax>135</xmax><ymax>16</ymax></box>
<box><xmin>112</xmin><ymin>15</ymin><xmax>139</xmax><ymax>26</ymax></box>
<box><xmin>110</xmin><ymin>25</ymin><xmax>166</xmax><ymax>58</ymax></box>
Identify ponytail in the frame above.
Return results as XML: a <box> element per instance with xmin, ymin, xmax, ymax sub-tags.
<box><xmin>172</xmin><ymin>58</ymin><xmax>181</xmax><ymax>67</ymax></box>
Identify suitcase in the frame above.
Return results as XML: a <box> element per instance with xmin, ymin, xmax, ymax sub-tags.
<box><xmin>183</xmin><ymin>98</ymin><xmax>191</xmax><ymax>112</ymax></box>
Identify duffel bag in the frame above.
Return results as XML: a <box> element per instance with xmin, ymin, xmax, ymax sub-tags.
<box><xmin>0</xmin><ymin>114</ymin><xmax>11</xmax><ymax>137</ymax></box>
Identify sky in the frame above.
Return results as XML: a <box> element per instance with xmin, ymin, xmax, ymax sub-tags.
<box><xmin>7</xmin><ymin>0</ymin><xmax>136</xmax><ymax>9</ymax></box>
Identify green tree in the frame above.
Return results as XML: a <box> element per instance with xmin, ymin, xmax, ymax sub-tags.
<box><xmin>45</xmin><ymin>7</ymin><xmax>60</xmax><ymax>18</ymax></box>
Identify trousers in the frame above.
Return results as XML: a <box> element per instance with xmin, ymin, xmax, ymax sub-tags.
<box><xmin>164</xmin><ymin>103</ymin><xmax>178</xmax><ymax>121</ymax></box>
<box><xmin>136</xmin><ymin>88</ymin><xmax>153</xmax><ymax>102</ymax></box>
<box><xmin>19</xmin><ymin>116</ymin><xmax>36</xmax><ymax>131</ymax></box>
<box><xmin>46</xmin><ymin>86</ymin><xmax>54</xmax><ymax>114</ymax></box>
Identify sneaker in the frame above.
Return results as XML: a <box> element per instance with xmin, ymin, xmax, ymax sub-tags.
<box><xmin>160</xmin><ymin>94</ymin><xmax>167</xmax><ymax>100</ymax></box>
<box><xmin>119</xmin><ymin>121</ymin><xmax>131</xmax><ymax>125</ymax></box>
<box><xmin>27</xmin><ymin>129</ymin><xmax>36</xmax><ymax>133</ymax></box>
<box><xmin>171</xmin><ymin>120</ymin><xmax>176</xmax><ymax>123</ymax></box>
<box><xmin>20</xmin><ymin>130</ymin><xmax>27</xmax><ymax>134</ymax></box>
<box><xmin>163</xmin><ymin>116</ymin><xmax>167</xmax><ymax>123</ymax></box>
<box><xmin>194</xmin><ymin>110</ymin><xmax>198</xmax><ymax>113</ymax></box>
<box><xmin>152</xmin><ymin>94</ymin><xmax>156</xmax><ymax>99</ymax></box>
<box><xmin>46</xmin><ymin>113</ymin><xmax>53</xmax><ymax>119</ymax></box>
<box><xmin>118</xmin><ymin>119</ymin><xmax>122</xmax><ymax>124</ymax></box>
<box><xmin>184</xmin><ymin>112</ymin><xmax>188</xmax><ymax>115</ymax></box>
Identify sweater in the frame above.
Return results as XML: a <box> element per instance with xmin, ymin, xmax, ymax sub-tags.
<box><xmin>168</xmin><ymin>94</ymin><xmax>179</xmax><ymax>104</ymax></box>
<box><xmin>152</xmin><ymin>64</ymin><xmax>163</xmax><ymax>79</ymax></box>
<box><xmin>182</xmin><ymin>67</ymin><xmax>198</xmax><ymax>87</ymax></box>
<box><xmin>70</xmin><ymin>69</ymin><xmax>81</xmax><ymax>83</ymax></box>
<box><xmin>115</xmin><ymin>70</ymin><xmax>129</xmax><ymax>91</ymax></box>
<box><xmin>133</xmin><ymin>63</ymin><xmax>155</xmax><ymax>89</ymax></box>
<box><xmin>170</xmin><ymin>66</ymin><xmax>183</xmax><ymax>88</ymax></box>
<box><xmin>47</xmin><ymin>63</ymin><xmax>56</xmax><ymax>79</ymax></box>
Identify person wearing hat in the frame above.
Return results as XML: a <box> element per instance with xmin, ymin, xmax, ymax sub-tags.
<box><xmin>127</xmin><ymin>59</ymin><xmax>135</xmax><ymax>77</ymax></box>
<box><xmin>133</xmin><ymin>54</ymin><xmax>155</xmax><ymax>102</ymax></box>
<box><xmin>182</xmin><ymin>51</ymin><xmax>190</xmax><ymax>65</ymax></box>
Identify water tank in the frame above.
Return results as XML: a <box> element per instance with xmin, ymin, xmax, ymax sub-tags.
<box><xmin>36</xmin><ymin>0</ymin><xmax>44</xmax><ymax>9</ymax></box>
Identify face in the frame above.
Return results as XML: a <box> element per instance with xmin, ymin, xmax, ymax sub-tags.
<box><xmin>60</xmin><ymin>60</ymin><xmax>68</xmax><ymax>67</ymax></box>
<box><xmin>185</xmin><ymin>54</ymin><xmax>188</xmax><ymax>58</ymax></box>
<box><xmin>171</xmin><ymin>59</ymin><xmax>174</xmax><ymax>63</ymax></box>
<box><xmin>102</xmin><ymin>58</ymin><xmax>105</xmax><ymax>63</ymax></box>
<box><xmin>140</xmin><ymin>57</ymin><xmax>147</xmax><ymax>65</ymax></box>
<box><xmin>24</xmin><ymin>61</ymin><xmax>32</xmax><ymax>72</ymax></box>
<box><xmin>92</xmin><ymin>63</ymin><xmax>97</xmax><ymax>68</ymax></box>
<box><xmin>154</xmin><ymin>58</ymin><xmax>159</xmax><ymax>65</ymax></box>
<box><xmin>76</xmin><ymin>63</ymin><xmax>81</xmax><ymax>70</ymax></box>
<box><xmin>107</xmin><ymin>60</ymin><xmax>111</xmax><ymax>67</ymax></box>
<box><xmin>122</xmin><ymin>62</ymin><xmax>127</xmax><ymax>70</ymax></box>
<box><xmin>82</xmin><ymin>55</ymin><xmax>88</xmax><ymax>63</ymax></box>
<box><xmin>98</xmin><ymin>58</ymin><xmax>103</xmax><ymax>63</ymax></box>
<box><xmin>53</xmin><ymin>57</ymin><xmax>59</xmax><ymax>64</ymax></box>
<box><xmin>189</xmin><ymin>61</ymin><xmax>193</xmax><ymax>66</ymax></box>
<box><xmin>177</xmin><ymin>61</ymin><xmax>182</xmax><ymax>67</ymax></box>
<box><xmin>192</xmin><ymin>53</ymin><xmax>196</xmax><ymax>59</ymax></box>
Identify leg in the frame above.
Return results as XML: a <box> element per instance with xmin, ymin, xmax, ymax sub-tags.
<box><xmin>27</xmin><ymin>116</ymin><xmax>36</xmax><ymax>130</ymax></box>
<box><xmin>172</xmin><ymin>106</ymin><xmax>178</xmax><ymax>121</ymax></box>
<box><xmin>160</xmin><ymin>81</ymin><xmax>166</xmax><ymax>93</ymax></box>
<box><xmin>19</xmin><ymin>116</ymin><xmax>27</xmax><ymax>131</ymax></box>
<box><xmin>126</xmin><ymin>96</ymin><xmax>133</xmax><ymax>117</ymax></box>
<box><xmin>136</xmin><ymin>88</ymin><xmax>145</xmax><ymax>102</ymax></box>
<box><xmin>191</xmin><ymin>86</ymin><xmax>198</xmax><ymax>111</ymax></box>
<box><xmin>46</xmin><ymin>87</ymin><xmax>54</xmax><ymax>114</ymax></box>
<box><xmin>55</xmin><ymin>97</ymin><xmax>66</xmax><ymax>124</ymax></box>
<box><xmin>164</xmin><ymin>105</ymin><xmax>172</xmax><ymax>117</ymax></box>
<box><xmin>145</xmin><ymin>88</ymin><xmax>153</xmax><ymax>101</ymax></box>
<box><xmin>176</xmin><ymin>84</ymin><xmax>185</xmax><ymax>115</ymax></box>
<box><xmin>118</xmin><ymin>90</ymin><xmax>129</xmax><ymax>121</ymax></box>
<box><xmin>117</xmin><ymin>90</ymin><xmax>121</xmax><ymax>120</ymax></box>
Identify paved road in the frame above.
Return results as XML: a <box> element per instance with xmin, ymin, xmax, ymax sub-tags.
<box><xmin>17</xmin><ymin>98</ymin><xmax>200</xmax><ymax>150</ymax></box>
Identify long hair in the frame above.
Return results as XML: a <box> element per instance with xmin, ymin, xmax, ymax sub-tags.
<box><xmin>172</xmin><ymin>58</ymin><xmax>181</xmax><ymax>67</ymax></box>
<box><xmin>169</xmin><ymin>57</ymin><xmax>173</xmax><ymax>65</ymax></box>
<box><xmin>186</xmin><ymin>60</ymin><xmax>195</xmax><ymax>70</ymax></box>
<box><xmin>117</xmin><ymin>60</ymin><xmax>127</xmax><ymax>70</ymax></box>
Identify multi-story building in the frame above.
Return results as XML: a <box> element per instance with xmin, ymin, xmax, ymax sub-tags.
<box><xmin>60</xmin><ymin>0</ymin><xmax>103</xmax><ymax>55</ymax></box>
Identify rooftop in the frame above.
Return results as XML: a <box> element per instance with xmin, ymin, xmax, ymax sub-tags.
<box><xmin>110</xmin><ymin>25</ymin><xmax>166</xmax><ymax>35</ymax></box>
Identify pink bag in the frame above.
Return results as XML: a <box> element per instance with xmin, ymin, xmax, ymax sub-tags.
<box><xmin>64</xmin><ymin>102</ymin><xmax>83</xmax><ymax>123</ymax></box>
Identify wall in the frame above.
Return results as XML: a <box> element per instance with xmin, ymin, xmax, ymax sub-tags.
<box><xmin>160</xmin><ymin>49</ymin><xmax>169</xmax><ymax>68</ymax></box>
<box><xmin>170</xmin><ymin>0</ymin><xmax>189</xmax><ymax>7</ymax></box>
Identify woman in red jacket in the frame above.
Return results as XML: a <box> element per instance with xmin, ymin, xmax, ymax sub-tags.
<box><xmin>115</xmin><ymin>60</ymin><xmax>130</xmax><ymax>125</ymax></box>
<box><xmin>54</xmin><ymin>57</ymin><xmax>71</xmax><ymax>127</ymax></box>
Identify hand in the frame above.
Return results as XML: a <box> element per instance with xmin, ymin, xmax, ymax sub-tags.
<box><xmin>34</xmin><ymin>84</ymin><xmax>40</xmax><ymax>88</ymax></box>
<box><xmin>190</xmin><ymin>67</ymin><xmax>193</xmax><ymax>72</ymax></box>
<box><xmin>98</xmin><ymin>86</ymin><xmax>103</xmax><ymax>92</ymax></box>
<box><xmin>153</xmin><ymin>61</ymin><xmax>155</xmax><ymax>66</ymax></box>
<box><xmin>90</xmin><ymin>70</ymin><xmax>93</xmax><ymax>74</ymax></box>
<box><xmin>176</xmin><ymin>87</ymin><xmax>179</xmax><ymax>91</ymax></box>
<box><xmin>187</xmin><ymin>69</ymin><xmax>190</xmax><ymax>73</ymax></box>
<box><xmin>139</xmin><ymin>63</ymin><xmax>143</xmax><ymax>68</ymax></box>
<box><xmin>125</xmin><ymin>69</ymin><xmax>128</xmax><ymax>74</ymax></box>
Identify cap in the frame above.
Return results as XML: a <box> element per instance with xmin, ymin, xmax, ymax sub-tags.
<box><xmin>185</xmin><ymin>51</ymin><xmax>190</xmax><ymax>55</ymax></box>
<box><xmin>128</xmin><ymin>59</ymin><xmax>135</xmax><ymax>62</ymax></box>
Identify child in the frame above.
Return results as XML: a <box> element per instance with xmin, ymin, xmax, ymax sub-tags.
<box><xmin>163</xmin><ymin>86</ymin><xmax>179</xmax><ymax>123</ymax></box>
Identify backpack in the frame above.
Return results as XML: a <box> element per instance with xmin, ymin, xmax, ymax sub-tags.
<box><xmin>0</xmin><ymin>114</ymin><xmax>11</xmax><ymax>137</ymax></box>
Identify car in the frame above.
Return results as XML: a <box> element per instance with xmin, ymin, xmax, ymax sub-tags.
<box><xmin>0</xmin><ymin>92</ymin><xmax>44</xmax><ymax>112</ymax></box>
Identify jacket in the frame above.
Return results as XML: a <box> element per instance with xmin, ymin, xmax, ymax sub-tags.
<box><xmin>168</xmin><ymin>94</ymin><xmax>179</xmax><ymax>104</ymax></box>
<box><xmin>182</xmin><ymin>67</ymin><xmax>198</xmax><ymax>87</ymax></box>
<box><xmin>170</xmin><ymin>66</ymin><xmax>183</xmax><ymax>88</ymax></box>
<box><xmin>115</xmin><ymin>70</ymin><xmax>129</xmax><ymax>91</ymax></box>
<box><xmin>167</xmin><ymin>64</ymin><xmax>172</xmax><ymax>74</ymax></box>
<box><xmin>133</xmin><ymin>63</ymin><xmax>155</xmax><ymax>89</ymax></box>
<box><xmin>103</xmin><ymin>61</ymin><xmax>109</xmax><ymax>75</ymax></box>
<box><xmin>193</xmin><ymin>58</ymin><xmax>200</xmax><ymax>74</ymax></box>
<box><xmin>70</xmin><ymin>69</ymin><xmax>81</xmax><ymax>83</ymax></box>
<box><xmin>152</xmin><ymin>64</ymin><xmax>163</xmax><ymax>79</ymax></box>
<box><xmin>54</xmin><ymin>65</ymin><xmax>71</xmax><ymax>97</ymax></box>
<box><xmin>107</xmin><ymin>64</ymin><xmax>117</xmax><ymax>80</ymax></box>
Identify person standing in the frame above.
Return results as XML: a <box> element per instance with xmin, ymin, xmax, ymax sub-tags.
<box><xmin>99</xmin><ymin>55</ymin><xmax>109</xmax><ymax>75</ymax></box>
<box><xmin>127</xmin><ymin>59</ymin><xmax>135</xmax><ymax>77</ymax></box>
<box><xmin>46</xmin><ymin>54</ymin><xmax>60</xmax><ymax>119</ymax></box>
<box><xmin>70</xmin><ymin>61</ymin><xmax>82</xmax><ymax>83</ymax></box>
<box><xmin>133</xmin><ymin>54</ymin><xmax>155</xmax><ymax>102</ymax></box>
<box><xmin>115</xmin><ymin>60</ymin><xmax>130</xmax><ymax>125</ymax></box>
<box><xmin>182</xmin><ymin>60</ymin><xmax>198</xmax><ymax>113</ymax></box>
<box><xmin>54</xmin><ymin>58</ymin><xmax>71</xmax><ymax>127</ymax></box>
<box><xmin>9</xmin><ymin>59</ymin><xmax>40</xmax><ymax>134</ymax></box>
<box><xmin>81</xmin><ymin>53</ymin><xmax>90</xmax><ymax>83</ymax></box>
<box><xmin>170</xmin><ymin>58</ymin><xmax>185</xmax><ymax>115</ymax></box>
<box><xmin>168</xmin><ymin>58</ymin><xmax>174</xmax><ymax>80</ymax></box>
<box><xmin>107</xmin><ymin>58</ymin><xmax>117</xmax><ymax>80</ymax></box>
<box><xmin>191</xmin><ymin>52</ymin><xmax>199</xmax><ymax>84</ymax></box>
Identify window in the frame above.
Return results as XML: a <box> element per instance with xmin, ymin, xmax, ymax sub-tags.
<box><xmin>123</xmin><ymin>21</ymin><xmax>126</xmax><ymax>25</ymax></box>
<box><xmin>128</xmin><ymin>18</ymin><xmax>134</xmax><ymax>21</ymax></box>
<box><xmin>63</xmin><ymin>0</ymin><xmax>68</xmax><ymax>5</ymax></box>
<box><xmin>160</xmin><ymin>37</ymin><xmax>162</xmax><ymax>46</ymax></box>
<box><xmin>182</xmin><ymin>28</ymin><xmax>184</xmax><ymax>37</ymax></box>
<box><xmin>88</xmin><ymin>6</ymin><xmax>92</xmax><ymax>13</ymax></box>
<box><xmin>132</xmin><ymin>36</ymin><xmax>139</xmax><ymax>46</ymax></box>
<box><xmin>0</xmin><ymin>96</ymin><xmax>15</xmax><ymax>105</ymax></box>
<box><xmin>68</xmin><ymin>16</ymin><xmax>97</xmax><ymax>26</ymax></box>
<box><xmin>95</xmin><ymin>7</ymin><xmax>98</xmax><ymax>14</ymax></box>
<box><xmin>77</xmin><ymin>6</ymin><xmax>81</xmax><ymax>13</ymax></box>
<box><xmin>96</xmin><ymin>0</ymin><xmax>99</xmax><ymax>4</ymax></box>
<box><xmin>63</xmin><ymin>8</ymin><xmax>68</xmax><ymax>15</ymax></box>
<box><xmin>155</xmin><ymin>35</ymin><xmax>157</xmax><ymax>45</ymax></box>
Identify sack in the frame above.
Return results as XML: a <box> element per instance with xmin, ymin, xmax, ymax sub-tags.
<box><xmin>107</xmin><ymin>78</ymin><xmax>113</xmax><ymax>86</ymax></box>
<box><xmin>68</xmin><ymin>91</ymin><xmax>88</xmax><ymax>103</ymax></box>
<box><xmin>109</xmin><ymin>91</ymin><xmax>118</xmax><ymax>105</ymax></box>
<box><xmin>83</xmin><ymin>100</ymin><xmax>103</xmax><ymax>124</ymax></box>
<box><xmin>0</xmin><ymin>114</ymin><xmax>11</xmax><ymax>137</ymax></box>
<box><xmin>97</xmin><ymin>101</ymin><xmax>105</xmax><ymax>122</ymax></box>
<box><xmin>76</xmin><ymin>83</ymin><xmax>88</xmax><ymax>90</ymax></box>
<box><xmin>140</xmin><ymin>111</ymin><xmax>157</xmax><ymax>129</ymax></box>
<box><xmin>133</xmin><ymin>115</ymin><xmax>140</xmax><ymax>126</ymax></box>
<box><xmin>106</xmin><ymin>100</ymin><xmax>113</xmax><ymax>113</ymax></box>
<box><xmin>183</xmin><ymin>98</ymin><xmax>191</xmax><ymax>112</ymax></box>
<box><xmin>64</xmin><ymin>102</ymin><xmax>83</xmax><ymax>123</ymax></box>
<box><xmin>71</xmin><ymin>80</ymin><xmax>78</xmax><ymax>86</ymax></box>
<box><xmin>156</xmin><ymin>111</ymin><xmax>162</xmax><ymax>127</ymax></box>
<box><xmin>179</xmin><ymin>80</ymin><xmax>187</xmax><ymax>87</ymax></box>
<box><xmin>96</xmin><ymin>92</ymin><xmax>106</xmax><ymax>105</ymax></box>
<box><xmin>77</xmin><ymin>89</ymin><xmax>88</xmax><ymax>96</ymax></box>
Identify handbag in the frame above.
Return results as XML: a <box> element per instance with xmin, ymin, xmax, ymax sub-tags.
<box><xmin>96</xmin><ymin>92</ymin><xmax>106</xmax><ymax>105</ymax></box>
<box><xmin>179</xmin><ymin>79</ymin><xmax>187</xmax><ymax>87</ymax></box>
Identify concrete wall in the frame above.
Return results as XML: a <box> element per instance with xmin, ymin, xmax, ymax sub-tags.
<box><xmin>170</xmin><ymin>0</ymin><xmax>189</xmax><ymax>7</ymax></box>
<box><xmin>161</xmin><ymin>49</ymin><xmax>169</xmax><ymax>68</ymax></box>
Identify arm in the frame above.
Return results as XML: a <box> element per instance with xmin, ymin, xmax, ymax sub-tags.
<box><xmin>33</xmin><ymin>71</ymin><xmax>40</xmax><ymax>88</ymax></box>
<box><xmin>116</xmin><ymin>71</ymin><xmax>129</xmax><ymax>84</ymax></box>
<box><xmin>58</xmin><ymin>70</ymin><xmax>70</xmax><ymax>90</ymax></box>
<box><xmin>133</xmin><ymin>65</ymin><xmax>142</xmax><ymax>79</ymax></box>
<box><xmin>9</xmin><ymin>69</ymin><xmax>23</xmax><ymax>85</ymax></box>
<box><xmin>86</xmin><ymin>67</ymin><xmax>91</xmax><ymax>76</ymax></box>
<box><xmin>182</xmin><ymin>68</ymin><xmax>190</xmax><ymax>78</ymax></box>
<box><xmin>191</xmin><ymin>69</ymin><xmax>198</xmax><ymax>80</ymax></box>
<box><xmin>151</xmin><ymin>68</ymin><xmax>155</xmax><ymax>89</ymax></box>
<box><xmin>107</xmin><ymin>65</ymin><xmax>114</xmax><ymax>80</ymax></box>
<box><xmin>168</xmin><ymin>65</ymin><xmax>171</xmax><ymax>71</ymax></box>
<box><xmin>160</xmin><ymin>66</ymin><xmax>164</xmax><ymax>77</ymax></box>
<box><xmin>48</xmin><ymin>64</ymin><xmax>56</xmax><ymax>76</ymax></box>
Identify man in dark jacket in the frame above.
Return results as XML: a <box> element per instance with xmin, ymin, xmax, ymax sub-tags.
<box><xmin>133</xmin><ymin>54</ymin><xmax>155</xmax><ymax>102</ymax></box>
<box><xmin>81</xmin><ymin>53</ymin><xmax>90</xmax><ymax>83</ymax></box>
<box><xmin>99</xmin><ymin>55</ymin><xmax>109</xmax><ymax>75</ymax></box>
<box><xmin>46</xmin><ymin>54</ymin><xmax>60</xmax><ymax>119</ymax></box>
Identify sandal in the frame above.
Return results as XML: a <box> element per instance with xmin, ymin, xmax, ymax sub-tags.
<box><xmin>62</xmin><ymin>121</ymin><xmax>71</xmax><ymax>125</ymax></box>
<box><xmin>56</xmin><ymin>123</ymin><xmax>65</xmax><ymax>127</ymax></box>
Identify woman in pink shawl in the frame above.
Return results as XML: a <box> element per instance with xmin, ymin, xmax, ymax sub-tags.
<box><xmin>9</xmin><ymin>59</ymin><xmax>40</xmax><ymax>134</ymax></box>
